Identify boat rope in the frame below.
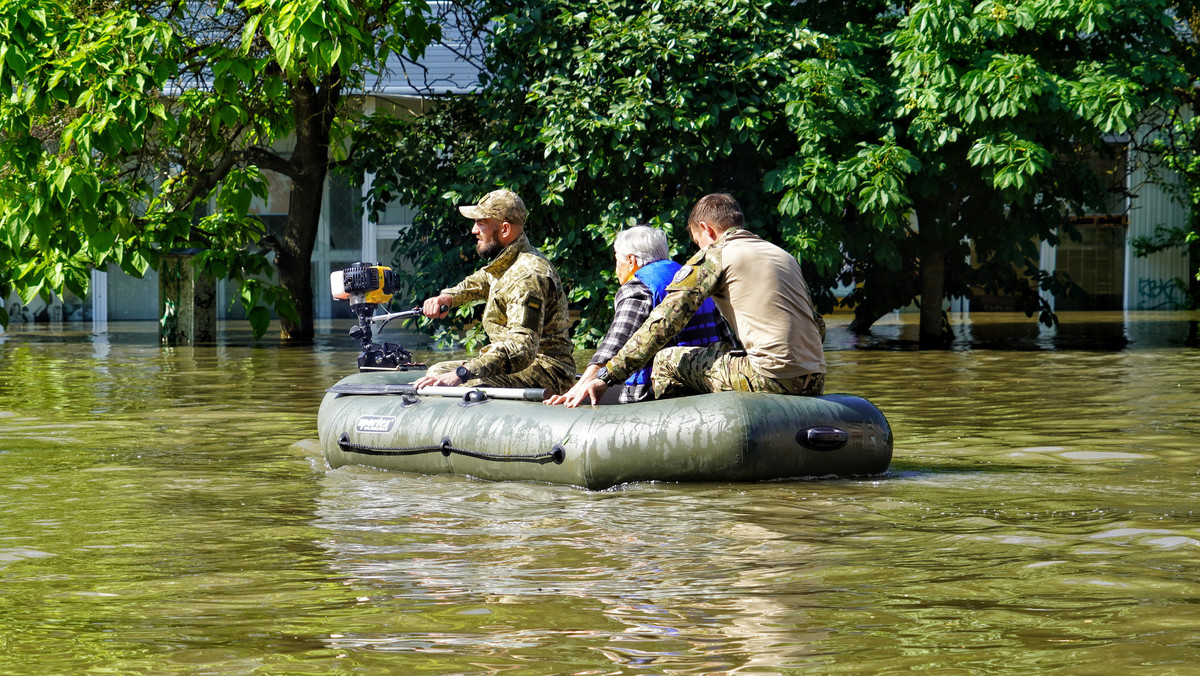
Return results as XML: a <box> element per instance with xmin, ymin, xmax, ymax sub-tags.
<box><xmin>337</xmin><ymin>433</ymin><xmax>565</xmax><ymax>465</ymax></box>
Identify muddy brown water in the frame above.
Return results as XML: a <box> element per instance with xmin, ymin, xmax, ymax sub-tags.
<box><xmin>1</xmin><ymin>312</ymin><xmax>1198</xmax><ymax>673</ymax></box>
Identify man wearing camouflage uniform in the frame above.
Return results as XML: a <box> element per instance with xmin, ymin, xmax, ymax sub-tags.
<box><xmin>414</xmin><ymin>189</ymin><xmax>576</xmax><ymax>395</ymax></box>
<box><xmin>555</xmin><ymin>192</ymin><xmax>824</xmax><ymax>407</ymax></box>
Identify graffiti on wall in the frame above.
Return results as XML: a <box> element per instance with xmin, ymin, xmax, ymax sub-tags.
<box><xmin>1137</xmin><ymin>277</ymin><xmax>1186</xmax><ymax>310</ymax></box>
<box><xmin>2</xmin><ymin>295</ymin><xmax>63</xmax><ymax>323</ymax></box>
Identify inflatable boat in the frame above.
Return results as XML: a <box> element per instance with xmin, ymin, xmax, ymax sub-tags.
<box><xmin>317</xmin><ymin>369</ymin><xmax>893</xmax><ymax>490</ymax></box>
<box><xmin>315</xmin><ymin>261</ymin><xmax>892</xmax><ymax>489</ymax></box>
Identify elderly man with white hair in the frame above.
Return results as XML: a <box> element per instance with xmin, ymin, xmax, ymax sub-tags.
<box><xmin>547</xmin><ymin>225</ymin><xmax>734</xmax><ymax>405</ymax></box>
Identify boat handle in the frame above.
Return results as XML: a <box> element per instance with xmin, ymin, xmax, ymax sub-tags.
<box><xmin>797</xmin><ymin>426</ymin><xmax>850</xmax><ymax>451</ymax></box>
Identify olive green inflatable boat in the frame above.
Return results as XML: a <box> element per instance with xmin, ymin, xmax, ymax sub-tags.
<box><xmin>318</xmin><ymin>369</ymin><xmax>892</xmax><ymax>490</ymax></box>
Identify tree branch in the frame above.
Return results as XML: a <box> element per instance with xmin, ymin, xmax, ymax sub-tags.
<box><xmin>244</xmin><ymin>146</ymin><xmax>296</xmax><ymax>178</ymax></box>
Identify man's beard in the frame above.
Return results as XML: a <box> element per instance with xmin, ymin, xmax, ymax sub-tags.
<box><xmin>476</xmin><ymin>235</ymin><xmax>503</xmax><ymax>259</ymax></box>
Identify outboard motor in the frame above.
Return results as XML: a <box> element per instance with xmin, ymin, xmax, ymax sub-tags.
<box><xmin>330</xmin><ymin>262</ymin><xmax>420</xmax><ymax>371</ymax></box>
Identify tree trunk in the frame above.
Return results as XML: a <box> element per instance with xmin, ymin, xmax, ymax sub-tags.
<box><xmin>276</xmin><ymin>78</ymin><xmax>339</xmax><ymax>342</ymax></box>
<box><xmin>277</xmin><ymin>174</ymin><xmax>322</xmax><ymax>341</ymax></box>
<box><xmin>919</xmin><ymin>245</ymin><xmax>952</xmax><ymax>348</ymax></box>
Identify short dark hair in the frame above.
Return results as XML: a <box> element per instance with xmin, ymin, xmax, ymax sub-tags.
<box><xmin>687</xmin><ymin>193</ymin><xmax>744</xmax><ymax>233</ymax></box>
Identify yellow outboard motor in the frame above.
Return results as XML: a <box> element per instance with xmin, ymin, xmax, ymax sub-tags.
<box><xmin>330</xmin><ymin>262</ymin><xmax>421</xmax><ymax>372</ymax></box>
<box><xmin>331</xmin><ymin>263</ymin><xmax>396</xmax><ymax>307</ymax></box>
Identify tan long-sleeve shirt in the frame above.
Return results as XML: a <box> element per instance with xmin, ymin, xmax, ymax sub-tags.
<box><xmin>605</xmin><ymin>228</ymin><xmax>824</xmax><ymax>382</ymax></box>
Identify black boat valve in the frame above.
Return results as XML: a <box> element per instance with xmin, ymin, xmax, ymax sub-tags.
<box><xmin>459</xmin><ymin>389</ymin><xmax>491</xmax><ymax>407</ymax></box>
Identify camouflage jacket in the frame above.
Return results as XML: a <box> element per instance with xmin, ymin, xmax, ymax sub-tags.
<box><xmin>603</xmin><ymin>227</ymin><xmax>823</xmax><ymax>382</ymax></box>
<box><xmin>443</xmin><ymin>233</ymin><xmax>574</xmax><ymax>378</ymax></box>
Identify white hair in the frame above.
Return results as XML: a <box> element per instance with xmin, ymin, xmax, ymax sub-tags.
<box><xmin>614</xmin><ymin>225</ymin><xmax>669</xmax><ymax>267</ymax></box>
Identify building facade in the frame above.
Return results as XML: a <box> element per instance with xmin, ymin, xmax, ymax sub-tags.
<box><xmin>1040</xmin><ymin>135</ymin><xmax>1193</xmax><ymax>313</ymax></box>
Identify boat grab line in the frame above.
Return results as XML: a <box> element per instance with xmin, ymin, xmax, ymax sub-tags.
<box><xmin>337</xmin><ymin>433</ymin><xmax>566</xmax><ymax>465</ymax></box>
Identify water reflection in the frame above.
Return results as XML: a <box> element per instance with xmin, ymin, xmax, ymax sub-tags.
<box><xmin>847</xmin><ymin>310</ymin><xmax>1199</xmax><ymax>351</ymax></box>
<box><xmin>0</xmin><ymin>313</ymin><xmax>1197</xmax><ymax>673</ymax></box>
<box><xmin>311</xmin><ymin>473</ymin><xmax>847</xmax><ymax>671</ymax></box>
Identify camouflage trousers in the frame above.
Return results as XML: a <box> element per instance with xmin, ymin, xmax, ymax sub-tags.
<box><xmin>425</xmin><ymin>358</ymin><xmax>576</xmax><ymax>396</ymax></box>
<box><xmin>650</xmin><ymin>343</ymin><xmax>825</xmax><ymax>399</ymax></box>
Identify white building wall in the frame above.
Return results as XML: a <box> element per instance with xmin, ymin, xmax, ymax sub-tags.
<box><xmin>1125</xmin><ymin>155</ymin><xmax>1192</xmax><ymax>310</ymax></box>
<box><xmin>90</xmin><ymin>269</ymin><xmax>108</xmax><ymax>333</ymax></box>
<box><xmin>104</xmin><ymin>264</ymin><xmax>160</xmax><ymax>320</ymax></box>
<box><xmin>1039</xmin><ymin>239</ymin><xmax>1056</xmax><ymax>312</ymax></box>
<box><xmin>1039</xmin><ymin>131</ymin><xmax>1193</xmax><ymax>311</ymax></box>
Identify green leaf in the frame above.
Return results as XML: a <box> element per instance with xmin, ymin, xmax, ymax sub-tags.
<box><xmin>275</xmin><ymin>297</ymin><xmax>301</xmax><ymax>326</ymax></box>
<box><xmin>247</xmin><ymin>305</ymin><xmax>271</xmax><ymax>339</ymax></box>
<box><xmin>240</xmin><ymin>14</ymin><xmax>263</xmax><ymax>53</ymax></box>
<box><xmin>4</xmin><ymin>47</ymin><xmax>26</xmax><ymax>77</ymax></box>
<box><xmin>69</xmin><ymin>174</ymin><xmax>100</xmax><ymax>210</ymax></box>
<box><xmin>52</xmin><ymin>165</ymin><xmax>73</xmax><ymax>195</ymax></box>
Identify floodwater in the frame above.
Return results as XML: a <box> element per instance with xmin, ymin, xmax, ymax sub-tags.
<box><xmin>1</xmin><ymin>311</ymin><xmax>1198</xmax><ymax>674</ymax></box>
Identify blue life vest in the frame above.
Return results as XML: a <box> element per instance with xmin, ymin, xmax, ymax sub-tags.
<box><xmin>626</xmin><ymin>259</ymin><xmax>725</xmax><ymax>386</ymax></box>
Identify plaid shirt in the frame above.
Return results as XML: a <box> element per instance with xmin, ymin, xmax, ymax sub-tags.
<box><xmin>590</xmin><ymin>279</ymin><xmax>654</xmax><ymax>402</ymax></box>
<box><xmin>591</xmin><ymin>278</ymin><xmax>736</xmax><ymax>403</ymax></box>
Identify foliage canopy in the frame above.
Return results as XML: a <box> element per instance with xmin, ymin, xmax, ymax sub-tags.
<box><xmin>0</xmin><ymin>0</ymin><xmax>437</xmax><ymax>337</ymax></box>
<box><xmin>353</xmin><ymin>0</ymin><xmax>1197</xmax><ymax>347</ymax></box>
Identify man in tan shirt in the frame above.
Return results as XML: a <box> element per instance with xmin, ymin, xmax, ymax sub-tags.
<box><xmin>554</xmin><ymin>192</ymin><xmax>825</xmax><ymax>407</ymax></box>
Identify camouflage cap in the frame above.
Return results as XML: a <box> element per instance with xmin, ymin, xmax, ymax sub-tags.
<box><xmin>458</xmin><ymin>189</ymin><xmax>527</xmax><ymax>227</ymax></box>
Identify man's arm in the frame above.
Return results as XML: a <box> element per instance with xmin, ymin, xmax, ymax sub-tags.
<box><xmin>556</xmin><ymin>281</ymin><xmax>713</xmax><ymax>409</ymax></box>
<box><xmin>470</xmin><ymin>316</ymin><xmax>539</xmax><ymax>377</ymax></box>
<box><xmin>442</xmin><ymin>268</ymin><xmax>492</xmax><ymax>307</ymax></box>
<box><xmin>546</xmin><ymin>281</ymin><xmax>653</xmax><ymax>407</ymax></box>
<box><xmin>604</xmin><ymin>259</ymin><xmax>721</xmax><ymax>382</ymax></box>
<box><xmin>424</xmin><ymin>265</ymin><xmax>492</xmax><ymax>319</ymax></box>
<box><xmin>590</xmin><ymin>281</ymin><xmax>653</xmax><ymax>366</ymax></box>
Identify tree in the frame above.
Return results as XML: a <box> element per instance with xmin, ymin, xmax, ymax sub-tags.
<box><xmin>0</xmin><ymin>0</ymin><xmax>437</xmax><ymax>339</ymax></box>
<box><xmin>351</xmin><ymin>0</ymin><xmax>824</xmax><ymax>346</ymax></box>
<box><xmin>776</xmin><ymin>0</ymin><xmax>1195</xmax><ymax>344</ymax></box>
<box><xmin>352</xmin><ymin>0</ymin><xmax>1195</xmax><ymax>348</ymax></box>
